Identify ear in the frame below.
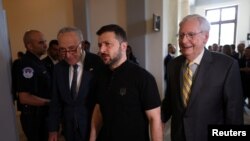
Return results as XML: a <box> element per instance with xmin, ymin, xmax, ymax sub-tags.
<box><xmin>26</xmin><ymin>43</ymin><xmax>32</xmax><ymax>50</ymax></box>
<box><xmin>121</xmin><ymin>42</ymin><xmax>128</xmax><ymax>51</ymax></box>
<box><xmin>203</xmin><ymin>32</ymin><xmax>209</xmax><ymax>44</ymax></box>
<box><xmin>81</xmin><ymin>41</ymin><xmax>85</xmax><ymax>50</ymax></box>
<box><xmin>79</xmin><ymin>44</ymin><xmax>84</xmax><ymax>54</ymax></box>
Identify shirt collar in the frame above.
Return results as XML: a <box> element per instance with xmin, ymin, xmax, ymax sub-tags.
<box><xmin>186</xmin><ymin>48</ymin><xmax>204</xmax><ymax>65</ymax></box>
<box><xmin>76</xmin><ymin>50</ymin><xmax>86</xmax><ymax>67</ymax></box>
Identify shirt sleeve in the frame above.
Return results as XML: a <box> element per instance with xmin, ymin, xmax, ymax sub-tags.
<box><xmin>140</xmin><ymin>71</ymin><xmax>161</xmax><ymax>110</ymax></box>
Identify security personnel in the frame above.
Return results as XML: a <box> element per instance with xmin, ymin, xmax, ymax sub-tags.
<box><xmin>16</xmin><ymin>30</ymin><xmax>51</xmax><ymax>141</ymax></box>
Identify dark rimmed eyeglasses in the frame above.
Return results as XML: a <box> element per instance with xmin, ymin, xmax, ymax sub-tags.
<box><xmin>59</xmin><ymin>42</ymin><xmax>82</xmax><ymax>55</ymax></box>
<box><xmin>177</xmin><ymin>31</ymin><xmax>203</xmax><ymax>40</ymax></box>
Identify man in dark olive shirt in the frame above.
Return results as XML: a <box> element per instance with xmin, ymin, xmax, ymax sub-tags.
<box><xmin>90</xmin><ymin>24</ymin><xmax>162</xmax><ymax>141</ymax></box>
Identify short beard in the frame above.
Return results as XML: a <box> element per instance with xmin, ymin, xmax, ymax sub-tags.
<box><xmin>108</xmin><ymin>46</ymin><xmax>122</xmax><ymax>67</ymax></box>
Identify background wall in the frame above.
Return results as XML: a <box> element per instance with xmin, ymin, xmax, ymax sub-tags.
<box><xmin>88</xmin><ymin>0</ymin><xmax>127</xmax><ymax>54</ymax></box>
<box><xmin>145</xmin><ymin>0</ymin><xmax>165</xmax><ymax>98</ymax></box>
<box><xmin>3</xmin><ymin>0</ymin><xmax>74</xmax><ymax>59</ymax></box>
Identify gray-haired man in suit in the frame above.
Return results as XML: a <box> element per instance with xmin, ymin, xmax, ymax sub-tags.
<box><xmin>161</xmin><ymin>14</ymin><xmax>243</xmax><ymax>141</ymax></box>
<box><xmin>48</xmin><ymin>27</ymin><xmax>103</xmax><ymax>141</ymax></box>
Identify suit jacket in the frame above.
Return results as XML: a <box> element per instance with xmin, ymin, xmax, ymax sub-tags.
<box><xmin>48</xmin><ymin>52</ymin><xmax>103</xmax><ymax>141</ymax></box>
<box><xmin>239</xmin><ymin>57</ymin><xmax>250</xmax><ymax>98</ymax></box>
<box><xmin>161</xmin><ymin>49</ymin><xmax>243</xmax><ymax>141</ymax></box>
<box><xmin>42</xmin><ymin>56</ymin><xmax>55</xmax><ymax>80</ymax></box>
<box><xmin>164</xmin><ymin>54</ymin><xmax>174</xmax><ymax>81</ymax></box>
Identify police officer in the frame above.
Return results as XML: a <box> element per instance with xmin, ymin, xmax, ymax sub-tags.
<box><xmin>16</xmin><ymin>30</ymin><xmax>51</xmax><ymax>141</ymax></box>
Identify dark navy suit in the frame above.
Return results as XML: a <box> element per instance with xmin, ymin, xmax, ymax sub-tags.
<box><xmin>48</xmin><ymin>52</ymin><xmax>103</xmax><ymax>141</ymax></box>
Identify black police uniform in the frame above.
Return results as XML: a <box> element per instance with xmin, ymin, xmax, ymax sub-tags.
<box><xmin>11</xmin><ymin>58</ymin><xmax>22</xmax><ymax>105</ymax></box>
<box><xmin>17</xmin><ymin>51</ymin><xmax>51</xmax><ymax>141</ymax></box>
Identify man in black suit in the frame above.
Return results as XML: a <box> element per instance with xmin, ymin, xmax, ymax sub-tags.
<box><xmin>164</xmin><ymin>43</ymin><xmax>176</xmax><ymax>80</ymax></box>
<box><xmin>239</xmin><ymin>46</ymin><xmax>250</xmax><ymax>108</ymax></box>
<box><xmin>48</xmin><ymin>27</ymin><xmax>103</xmax><ymax>141</ymax></box>
<box><xmin>161</xmin><ymin>14</ymin><xmax>243</xmax><ymax>141</ymax></box>
<box><xmin>42</xmin><ymin>39</ymin><xmax>59</xmax><ymax>80</ymax></box>
<box><xmin>235</xmin><ymin>43</ymin><xmax>245</xmax><ymax>60</ymax></box>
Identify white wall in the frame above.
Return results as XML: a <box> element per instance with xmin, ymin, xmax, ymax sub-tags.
<box><xmin>192</xmin><ymin>0</ymin><xmax>250</xmax><ymax>46</ymax></box>
<box><xmin>145</xmin><ymin>0</ymin><xmax>165</xmax><ymax>97</ymax></box>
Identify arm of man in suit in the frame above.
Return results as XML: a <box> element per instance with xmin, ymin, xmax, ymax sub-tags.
<box><xmin>146</xmin><ymin>106</ymin><xmax>163</xmax><ymax>141</ymax></box>
<box><xmin>89</xmin><ymin>104</ymin><xmax>103</xmax><ymax>141</ymax></box>
<box><xmin>224</xmin><ymin>60</ymin><xmax>244</xmax><ymax>124</ymax></box>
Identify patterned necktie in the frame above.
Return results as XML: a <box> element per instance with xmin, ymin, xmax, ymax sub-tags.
<box><xmin>183</xmin><ymin>62</ymin><xmax>193</xmax><ymax>107</ymax></box>
<box><xmin>71</xmin><ymin>64</ymin><xmax>78</xmax><ymax>99</ymax></box>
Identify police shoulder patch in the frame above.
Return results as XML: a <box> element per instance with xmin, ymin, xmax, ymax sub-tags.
<box><xmin>22</xmin><ymin>67</ymin><xmax>34</xmax><ymax>78</ymax></box>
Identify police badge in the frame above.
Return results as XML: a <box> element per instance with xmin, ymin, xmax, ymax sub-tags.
<box><xmin>22</xmin><ymin>67</ymin><xmax>34</xmax><ymax>78</ymax></box>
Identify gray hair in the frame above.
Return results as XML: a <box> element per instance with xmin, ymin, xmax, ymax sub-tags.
<box><xmin>57</xmin><ymin>27</ymin><xmax>84</xmax><ymax>41</ymax></box>
<box><xmin>179</xmin><ymin>14</ymin><xmax>210</xmax><ymax>32</ymax></box>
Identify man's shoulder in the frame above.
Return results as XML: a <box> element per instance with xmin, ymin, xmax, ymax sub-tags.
<box><xmin>126</xmin><ymin>62</ymin><xmax>155</xmax><ymax>79</ymax></box>
<box><xmin>85</xmin><ymin>52</ymin><xmax>100</xmax><ymax>59</ymax></box>
<box><xmin>19</xmin><ymin>55</ymin><xmax>37</xmax><ymax>68</ymax></box>
<box><xmin>42</xmin><ymin>56</ymin><xmax>53</xmax><ymax>65</ymax></box>
<box><xmin>164</xmin><ymin>54</ymin><xmax>172</xmax><ymax>60</ymax></box>
<box><xmin>42</xmin><ymin>56</ymin><xmax>51</xmax><ymax>62</ymax></box>
<box><xmin>85</xmin><ymin>52</ymin><xmax>104</xmax><ymax>72</ymax></box>
<box><xmin>85</xmin><ymin>52</ymin><xmax>102</xmax><ymax>64</ymax></box>
<box><xmin>168</xmin><ymin>55</ymin><xmax>185</xmax><ymax>65</ymax></box>
<box><xmin>210</xmin><ymin>51</ymin><xmax>236</xmax><ymax>64</ymax></box>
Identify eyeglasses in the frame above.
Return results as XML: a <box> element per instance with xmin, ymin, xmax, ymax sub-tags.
<box><xmin>59</xmin><ymin>42</ymin><xmax>82</xmax><ymax>55</ymax></box>
<box><xmin>177</xmin><ymin>31</ymin><xmax>203</xmax><ymax>40</ymax></box>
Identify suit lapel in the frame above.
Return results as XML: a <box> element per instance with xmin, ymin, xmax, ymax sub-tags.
<box><xmin>175</xmin><ymin>57</ymin><xmax>186</xmax><ymax>107</ymax></box>
<box><xmin>75</xmin><ymin>70</ymin><xmax>92</xmax><ymax>100</ymax></box>
<box><xmin>60</xmin><ymin>62</ymin><xmax>72</xmax><ymax>100</ymax></box>
<box><xmin>186</xmin><ymin>49</ymin><xmax>213</xmax><ymax>110</ymax></box>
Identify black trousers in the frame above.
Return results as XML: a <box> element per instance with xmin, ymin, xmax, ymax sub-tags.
<box><xmin>20</xmin><ymin>107</ymin><xmax>48</xmax><ymax>141</ymax></box>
